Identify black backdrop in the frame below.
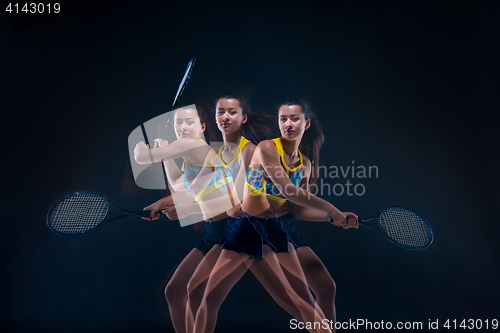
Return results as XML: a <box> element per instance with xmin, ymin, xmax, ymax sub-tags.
<box><xmin>2</xmin><ymin>1</ymin><xmax>499</xmax><ymax>332</ymax></box>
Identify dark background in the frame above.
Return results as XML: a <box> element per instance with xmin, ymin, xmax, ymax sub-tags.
<box><xmin>2</xmin><ymin>0</ymin><xmax>499</xmax><ymax>332</ymax></box>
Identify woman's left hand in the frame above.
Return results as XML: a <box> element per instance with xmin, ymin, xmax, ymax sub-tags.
<box><xmin>134</xmin><ymin>141</ymin><xmax>150</xmax><ymax>163</ymax></box>
<box><xmin>342</xmin><ymin>212</ymin><xmax>359</xmax><ymax>229</ymax></box>
<box><xmin>330</xmin><ymin>212</ymin><xmax>359</xmax><ymax>229</ymax></box>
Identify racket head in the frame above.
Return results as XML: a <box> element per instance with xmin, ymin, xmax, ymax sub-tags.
<box><xmin>377</xmin><ymin>207</ymin><xmax>433</xmax><ymax>250</ymax></box>
<box><xmin>162</xmin><ymin>57</ymin><xmax>196</xmax><ymax>140</ymax></box>
<box><xmin>47</xmin><ymin>191</ymin><xmax>110</xmax><ymax>237</ymax></box>
<box><xmin>172</xmin><ymin>57</ymin><xmax>196</xmax><ymax>109</ymax></box>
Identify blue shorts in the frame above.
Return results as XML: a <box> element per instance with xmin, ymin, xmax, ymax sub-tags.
<box><xmin>223</xmin><ymin>212</ymin><xmax>293</xmax><ymax>258</ymax></box>
<box><xmin>194</xmin><ymin>218</ymin><xmax>229</xmax><ymax>255</ymax></box>
<box><xmin>280</xmin><ymin>213</ymin><xmax>311</xmax><ymax>249</ymax></box>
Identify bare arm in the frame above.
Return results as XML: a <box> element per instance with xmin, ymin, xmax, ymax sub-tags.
<box><xmin>152</xmin><ymin>138</ymin><xmax>185</xmax><ymax>187</ymax></box>
<box><xmin>291</xmin><ymin>157</ymin><xmax>330</xmax><ymax>221</ymax></box>
<box><xmin>293</xmin><ymin>155</ymin><xmax>358</xmax><ymax>228</ymax></box>
<box><xmin>257</xmin><ymin>140</ymin><xmax>357</xmax><ymax>227</ymax></box>
<box><xmin>233</xmin><ymin>143</ymin><xmax>256</xmax><ymax>201</ymax></box>
<box><xmin>164</xmin><ymin>159</ymin><xmax>183</xmax><ymax>185</ymax></box>
<box><xmin>134</xmin><ymin>138</ymin><xmax>210</xmax><ymax>166</ymax></box>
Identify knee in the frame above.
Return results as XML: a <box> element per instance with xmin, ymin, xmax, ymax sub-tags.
<box><xmin>313</xmin><ymin>275</ymin><xmax>336</xmax><ymax>299</ymax></box>
<box><xmin>323</xmin><ymin>276</ymin><xmax>336</xmax><ymax>297</ymax></box>
<box><xmin>203</xmin><ymin>290</ymin><xmax>224</xmax><ymax>311</ymax></box>
<box><xmin>186</xmin><ymin>279</ymin><xmax>206</xmax><ymax>300</ymax></box>
<box><xmin>303</xmin><ymin>261</ymin><xmax>336</xmax><ymax>297</ymax></box>
<box><xmin>165</xmin><ymin>279</ymin><xmax>187</xmax><ymax>304</ymax></box>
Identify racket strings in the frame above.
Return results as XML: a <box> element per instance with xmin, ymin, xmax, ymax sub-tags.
<box><xmin>49</xmin><ymin>193</ymin><xmax>108</xmax><ymax>234</ymax></box>
<box><xmin>379</xmin><ymin>208</ymin><xmax>431</xmax><ymax>249</ymax></box>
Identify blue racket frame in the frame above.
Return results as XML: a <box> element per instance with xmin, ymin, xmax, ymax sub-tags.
<box><xmin>47</xmin><ymin>191</ymin><xmax>152</xmax><ymax>237</ymax></box>
<box><xmin>359</xmin><ymin>206</ymin><xmax>433</xmax><ymax>251</ymax></box>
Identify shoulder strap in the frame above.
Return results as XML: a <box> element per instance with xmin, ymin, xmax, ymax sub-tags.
<box><xmin>272</xmin><ymin>137</ymin><xmax>284</xmax><ymax>158</ymax></box>
<box><xmin>239</xmin><ymin>136</ymin><xmax>251</xmax><ymax>150</ymax></box>
<box><xmin>272</xmin><ymin>137</ymin><xmax>303</xmax><ymax>172</ymax></box>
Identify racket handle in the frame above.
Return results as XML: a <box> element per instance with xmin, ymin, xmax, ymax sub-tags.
<box><xmin>139</xmin><ymin>209</ymin><xmax>164</xmax><ymax>218</ymax></box>
<box><xmin>140</xmin><ymin>210</ymin><xmax>152</xmax><ymax>217</ymax></box>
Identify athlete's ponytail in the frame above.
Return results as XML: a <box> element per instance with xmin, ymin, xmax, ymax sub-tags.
<box><xmin>279</xmin><ymin>98</ymin><xmax>324</xmax><ymax>185</ymax></box>
<box><xmin>216</xmin><ymin>92</ymin><xmax>276</xmax><ymax>145</ymax></box>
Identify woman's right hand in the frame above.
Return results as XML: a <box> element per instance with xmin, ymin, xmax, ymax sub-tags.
<box><xmin>143</xmin><ymin>202</ymin><xmax>163</xmax><ymax>221</ymax></box>
<box><xmin>330</xmin><ymin>212</ymin><xmax>359</xmax><ymax>229</ymax></box>
<box><xmin>142</xmin><ymin>195</ymin><xmax>174</xmax><ymax>221</ymax></box>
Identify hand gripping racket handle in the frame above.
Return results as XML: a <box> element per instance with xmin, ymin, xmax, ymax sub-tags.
<box><xmin>138</xmin><ymin>210</ymin><xmax>163</xmax><ymax>218</ymax></box>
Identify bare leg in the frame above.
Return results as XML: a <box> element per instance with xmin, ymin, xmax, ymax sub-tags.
<box><xmin>193</xmin><ymin>248</ymin><xmax>251</xmax><ymax>333</ymax></box>
<box><xmin>248</xmin><ymin>257</ymin><xmax>306</xmax><ymax>322</ymax></box>
<box><xmin>165</xmin><ymin>248</ymin><xmax>204</xmax><ymax>333</ymax></box>
<box><xmin>186</xmin><ymin>245</ymin><xmax>224</xmax><ymax>333</ymax></box>
<box><xmin>189</xmin><ymin>245</ymin><xmax>307</xmax><ymax>330</ymax></box>
<box><xmin>194</xmin><ymin>246</ymin><xmax>331</xmax><ymax>333</ymax></box>
<box><xmin>276</xmin><ymin>244</ymin><xmax>317</xmax><ymax>305</ymax></box>
<box><xmin>296</xmin><ymin>247</ymin><xmax>336</xmax><ymax>330</ymax></box>
<box><xmin>251</xmin><ymin>248</ymin><xmax>330</xmax><ymax>333</ymax></box>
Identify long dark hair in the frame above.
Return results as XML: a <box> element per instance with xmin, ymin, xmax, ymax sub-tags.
<box><xmin>215</xmin><ymin>92</ymin><xmax>276</xmax><ymax>145</ymax></box>
<box><xmin>279</xmin><ymin>98</ymin><xmax>324</xmax><ymax>185</ymax></box>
